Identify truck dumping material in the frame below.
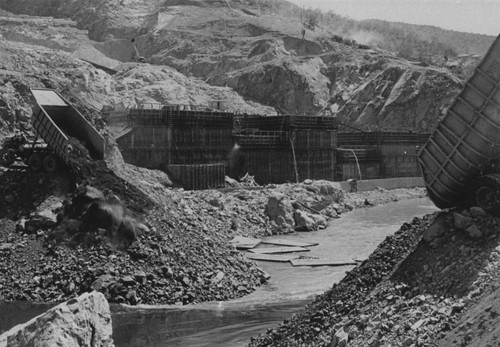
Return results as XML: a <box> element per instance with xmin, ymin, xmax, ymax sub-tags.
<box><xmin>26</xmin><ymin>88</ymin><xmax>106</xmax><ymax>177</ymax></box>
<box><xmin>419</xmin><ymin>34</ymin><xmax>500</xmax><ymax>210</ymax></box>
<box><xmin>30</xmin><ymin>88</ymin><xmax>154</xmax><ymax>215</ymax></box>
<box><xmin>31</xmin><ymin>88</ymin><xmax>105</xmax><ymax>161</ymax></box>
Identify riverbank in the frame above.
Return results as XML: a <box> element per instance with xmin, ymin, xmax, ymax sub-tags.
<box><xmin>0</xmin><ymin>163</ymin><xmax>426</xmax><ymax>307</ymax></box>
<box><xmin>249</xmin><ymin>203</ymin><xmax>500</xmax><ymax>346</ymax></box>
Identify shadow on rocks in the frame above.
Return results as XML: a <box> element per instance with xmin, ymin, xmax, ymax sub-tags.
<box><xmin>391</xmin><ymin>208</ymin><xmax>500</xmax><ymax>298</ymax></box>
<box><xmin>0</xmin><ymin>168</ymin><xmax>75</xmax><ymax>220</ymax></box>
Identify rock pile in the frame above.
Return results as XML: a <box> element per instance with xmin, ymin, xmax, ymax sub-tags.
<box><xmin>250</xmin><ymin>205</ymin><xmax>500</xmax><ymax>347</ymax></box>
<box><xmin>0</xmin><ymin>155</ymin><xmax>424</xmax><ymax>307</ymax></box>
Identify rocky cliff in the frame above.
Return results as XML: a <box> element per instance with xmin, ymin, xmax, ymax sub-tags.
<box><xmin>0</xmin><ymin>0</ymin><xmax>464</xmax><ymax>132</ymax></box>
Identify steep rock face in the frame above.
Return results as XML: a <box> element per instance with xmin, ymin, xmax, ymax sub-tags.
<box><xmin>212</xmin><ymin>57</ymin><xmax>330</xmax><ymax>115</ymax></box>
<box><xmin>335</xmin><ymin>63</ymin><xmax>462</xmax><ymax>131</ymax></box>
<box><xmin>0</xmin><ymin>291</ymin><xmax>114</xmax><ymax>347</ymax></box>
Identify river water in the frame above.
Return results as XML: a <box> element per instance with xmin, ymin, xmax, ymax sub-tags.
<box><xmin>0</xmin><ymin>198</ymin><xmax>438</xmax><ymax>346</ymax></box>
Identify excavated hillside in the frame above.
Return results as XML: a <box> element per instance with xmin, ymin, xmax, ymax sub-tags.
<box><xmin>0</xmin><ymin>0</ymin><xmax>464</xmax><ymax>131</ymax></box>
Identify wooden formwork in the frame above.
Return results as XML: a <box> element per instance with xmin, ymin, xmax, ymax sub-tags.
<box><xmin>295</xmin><ymin>149</ymin><xmax>336</xmax><ymax>182</ymax></box>
<box><xmin>293</xmin><ymin>130</ymin><xmax>337</xmax><ymax>149</ymax></box>
<box><xmin>381</xmin><ymin>155</ymin><xmax>421</xmax><ymax>178</ymax></box>
<box><xmin>128</xmin><ymin>107</ymin><xmax>234</xmax><ymax>128</ymax></box>
<box><xmin>231</xmin><ymin>148</ymin><xmax>295</xmax><ymax>184</ymax></box>
<box><xmin>166</xmin><ymin>163</ymin><xmax>226</xmax><ymax>190</ymax></box>
<box><xmin>335</xmin><ymin>162</ymin><xmax>381</xmax><ymax>181</ymax></box>
<box><xmin>234</xmin><ymin>115</ymin><xmax>338</xmax><ymax>132</ymax></box>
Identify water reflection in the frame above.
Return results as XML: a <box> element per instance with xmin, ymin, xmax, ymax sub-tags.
<box><xmin>113</xmin><ymin>301</ymin><xmax>308</xmax><ymax>347</ymax></box>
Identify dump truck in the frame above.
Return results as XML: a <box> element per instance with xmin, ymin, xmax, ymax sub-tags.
<box><xmin>419</xmin><ymin>35</ymin><xmax>500</xmax><ymax>213</ymax></box>
<box><xmin>0</xmin><ymin>88</ymin><xmax>105</xmax><ymax>174</ymax></box>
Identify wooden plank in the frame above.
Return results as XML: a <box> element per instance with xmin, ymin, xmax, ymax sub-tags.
<box><xmin>290</xmin><ymin>259</ymin><xmax>357</xmax><ymax>267</ymax></box>
<box><xmin>246</xmin><ymin>253</ymin><xmax>298</xmax><ymax>262</ymax></box>
<box><xmin>230</xmin><ymin>236</ymin><xmax>261</xmax><ymax>250</ymax></box>
<box><xmin>249</xmin><ymin>247</ymin><xmax>310</xmax><ymax>254</ymax></box>
<box><xmin>262</xmin><ymin>239</ymin><xmax>318</xmax><ymax>248</ymax></box>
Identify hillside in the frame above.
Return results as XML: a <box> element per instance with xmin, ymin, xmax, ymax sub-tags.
<box><xmin>0</xmin><ymin>0</ymin><xmax>467</xmax><ymax>132</ymax></box>
<box><xmin>358</xmin><ymin>19</ymin><xmax>495</xmax><ymax>57</ymax></box>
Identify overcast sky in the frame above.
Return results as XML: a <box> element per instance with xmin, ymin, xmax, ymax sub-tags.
<box><xmin>287</xmin><ymin>0</ymin><xmax>500</xmax><ymax>36</ymax></box>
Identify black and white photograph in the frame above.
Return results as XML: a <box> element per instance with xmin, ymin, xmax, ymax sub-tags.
<box><xmin>0</xmin><ymin>0</ymin><xmax>499</xmax><ymax>346</ymax></box>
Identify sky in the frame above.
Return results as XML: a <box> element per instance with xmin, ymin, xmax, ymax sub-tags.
<box><xmin>287</xmin><ymin>0</ymin><xmax>500</xmax><ymax>36</ymax></box>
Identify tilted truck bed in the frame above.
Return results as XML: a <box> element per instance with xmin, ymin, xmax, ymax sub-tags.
<box><xmin>30</xmin><ymin>89</ymin><xmax>105</xmax><ymax>164</ymax></box>
<box><xmin>418</xmin><ymin>34</ymin><xmax>500</xmax><ymax>208</ymax></box>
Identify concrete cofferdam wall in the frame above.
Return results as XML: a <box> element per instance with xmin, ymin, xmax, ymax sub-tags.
<box><xmin>337</xmin><ymin>132</ymin><xmax>430</xmax><ymax>180</ymax></box>
<box><xmin>231</xmin><ymin>115</ymin><xmax>338</xmax><ymax>184</ymax></box>
<box><xmin>106</xmin><ymin>106</ymin><xmax>428</xmax><ymax>188</ymax></box>
<box><xmin>109</xmin><ymin>108</ymin><xmax>339</xmax><ymax>187</ymax></box>
<box><xmin>114</xmin><ymin>107</ymin><xmax>235</xmax><ymax>189</ymax></box>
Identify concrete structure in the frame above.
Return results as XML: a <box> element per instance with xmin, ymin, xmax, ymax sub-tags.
<box><xmin>339</xmin><ymin>177</ymin><xmax>425</xmax><ymax>192</ymax></box>
<box><xmin>336</xmin><ymin>132</ymin><xmax>430</xmax><ymax>181</ymax></box>
<box><xmin>231</xmin><ymin>115</ymin><xmax>338</xmax><ymax>184</ymax></box>
<box><xmin>105</xmin><ymin>104</ymin><xmax>234</xmax><ymax>189</ymax></box>
<box><xmin>104</xmin><ymin>105</ymin><xmax>429</xmax><ymax>189</ymax></box>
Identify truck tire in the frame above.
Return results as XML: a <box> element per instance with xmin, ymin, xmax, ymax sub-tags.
<box><xmin>472</xmin><ymin>174</ymin><xmax>500</xmax><ymax>215</ymax></box>
<box><xmin>0</xmin><ymin>149</ymin><xmax>15</xmax><ymax>166</ymax></box>
<box><xmin>28</xmin><ymin>152</ymin><xmax>43</xmax><ymax>172</ymax></box>
<box><xmin>42</xmin><ymin>154</ymin><xmax>59</xmax><ymax>173</ymax></box>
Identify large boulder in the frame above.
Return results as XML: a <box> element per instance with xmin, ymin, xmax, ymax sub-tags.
<box><xmin>0</xmin><ymin>291</ymin><xmax>114</xmax><ymax>347</ymax></box>
<box><xmin>294</xmin><ymin>209</ymin><xmax>317</xmax><ymax>231</ymax></box>
<box><xmin>304</xmin><ymin>180</ymin><xmax>345</xmax><ymax>211</ymax></box>
<box><xmin>422</xmin><ymin>217</ymin><xmax>447</xmax><ymax>243</ymax></box>
<box><xmin>265</xmin><ymin>193</ymin><xmax>294</xmax><ymax>228</ymax></box>
<box><xmin>309</xmin><ymin>180</ymin><xmax>344</xmax><ymax>199</ymax></box>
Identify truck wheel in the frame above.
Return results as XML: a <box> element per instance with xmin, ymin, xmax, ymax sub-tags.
<box><xmin>0</xmin><ymin>149</ymin><xmax>15</xmax><ymax>166</ymax></box>
<box><xmin>28</xmin><ymin>153</ymin><xmax>43</xmax><ymax>172</ymax></box>
<box><xmin>42</xmin><ymin>154</ymin><xmax>59</xmax><ymax>173</ymax></box>
<box><xmin>476</xmin><ymin>186</ymin><xmax>500</xmax><ymax>213</ymax></box>
<box><xmin>472</xmin><ymin>174</ymin><xmax>500</xmax><ymax>215</ymax></box>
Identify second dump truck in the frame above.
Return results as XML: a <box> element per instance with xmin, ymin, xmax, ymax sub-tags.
<box><xmin>0</xmin><ymin>88</ymin><xmax>105</xmax><ymax>173</ymax></box>
<box><xmin>419</xmin><ymin>34</ymin><xmax>500</xmax><ymax>213</ymax></box>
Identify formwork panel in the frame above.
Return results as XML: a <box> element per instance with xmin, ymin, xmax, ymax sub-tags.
<box><xmin>381</xmin><ymin>155</ymin><xmax>421</xmax><ymax>178</ymax></box>
<box><xmin>166</xmin><ymin>163</ymin><xmax>226</xmax><ymax>190</ymax></box>
<box><xmin>336</xmin><ymin>162</ymin><xmax>381</xmax><ymax>181</ymax></box>
<box><xmin>234</xmin><ymin>149</ymin><xmax>295</xmax><ymax>184</ymax></box>
<box><xmin>296</xmin><ymin>149</ymin><xmax>335</xmax><ymax>181</ymax></box>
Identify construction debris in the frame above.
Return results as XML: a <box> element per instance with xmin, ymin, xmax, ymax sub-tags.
<box><xmin>249</xmin><ymin>247</ymin><xmax>310</xmax><ymax>254</ymax></box>
<box><xmin>230</xmin><ymin>236</ymin><xmax>262</xmax><ymax>249</ymax></box>
<box><xmin>290</xmin><ymin>258</ymin><xmax>357</xmax><ymax>267</ymax></box>
<box><xmin>245</xmin><ymin>254</ymin><xmax>298</xmax><ymax>263</ymax></box>
<box><xmin>262</xmin><ymin>239</ymin><xmax>319</xmax><ymax>248</ymax></box>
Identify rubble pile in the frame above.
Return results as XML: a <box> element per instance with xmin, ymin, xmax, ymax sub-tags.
<box><xmin>0</xmin><ymin>167</ymin><xmax>67</xmax><ymax>220</ymax></box>
<box><xmin>249</xmin><ymin>214</ymin><xmax>435</xmax><ymax>347</ymax></box>
<box><xmin>0</xmin><ymin>156</ymin><xmax>425</xmax><ymax>306</ymax></box>
<box><xmin>0</xmin><ymin>202</ymin><xmax>269</xmax><ymax>305</ymax></box>
<box><xmin>250</xmin><ymin>206</ymin><xmax>500</xmax><ymax>347</ymax></box>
